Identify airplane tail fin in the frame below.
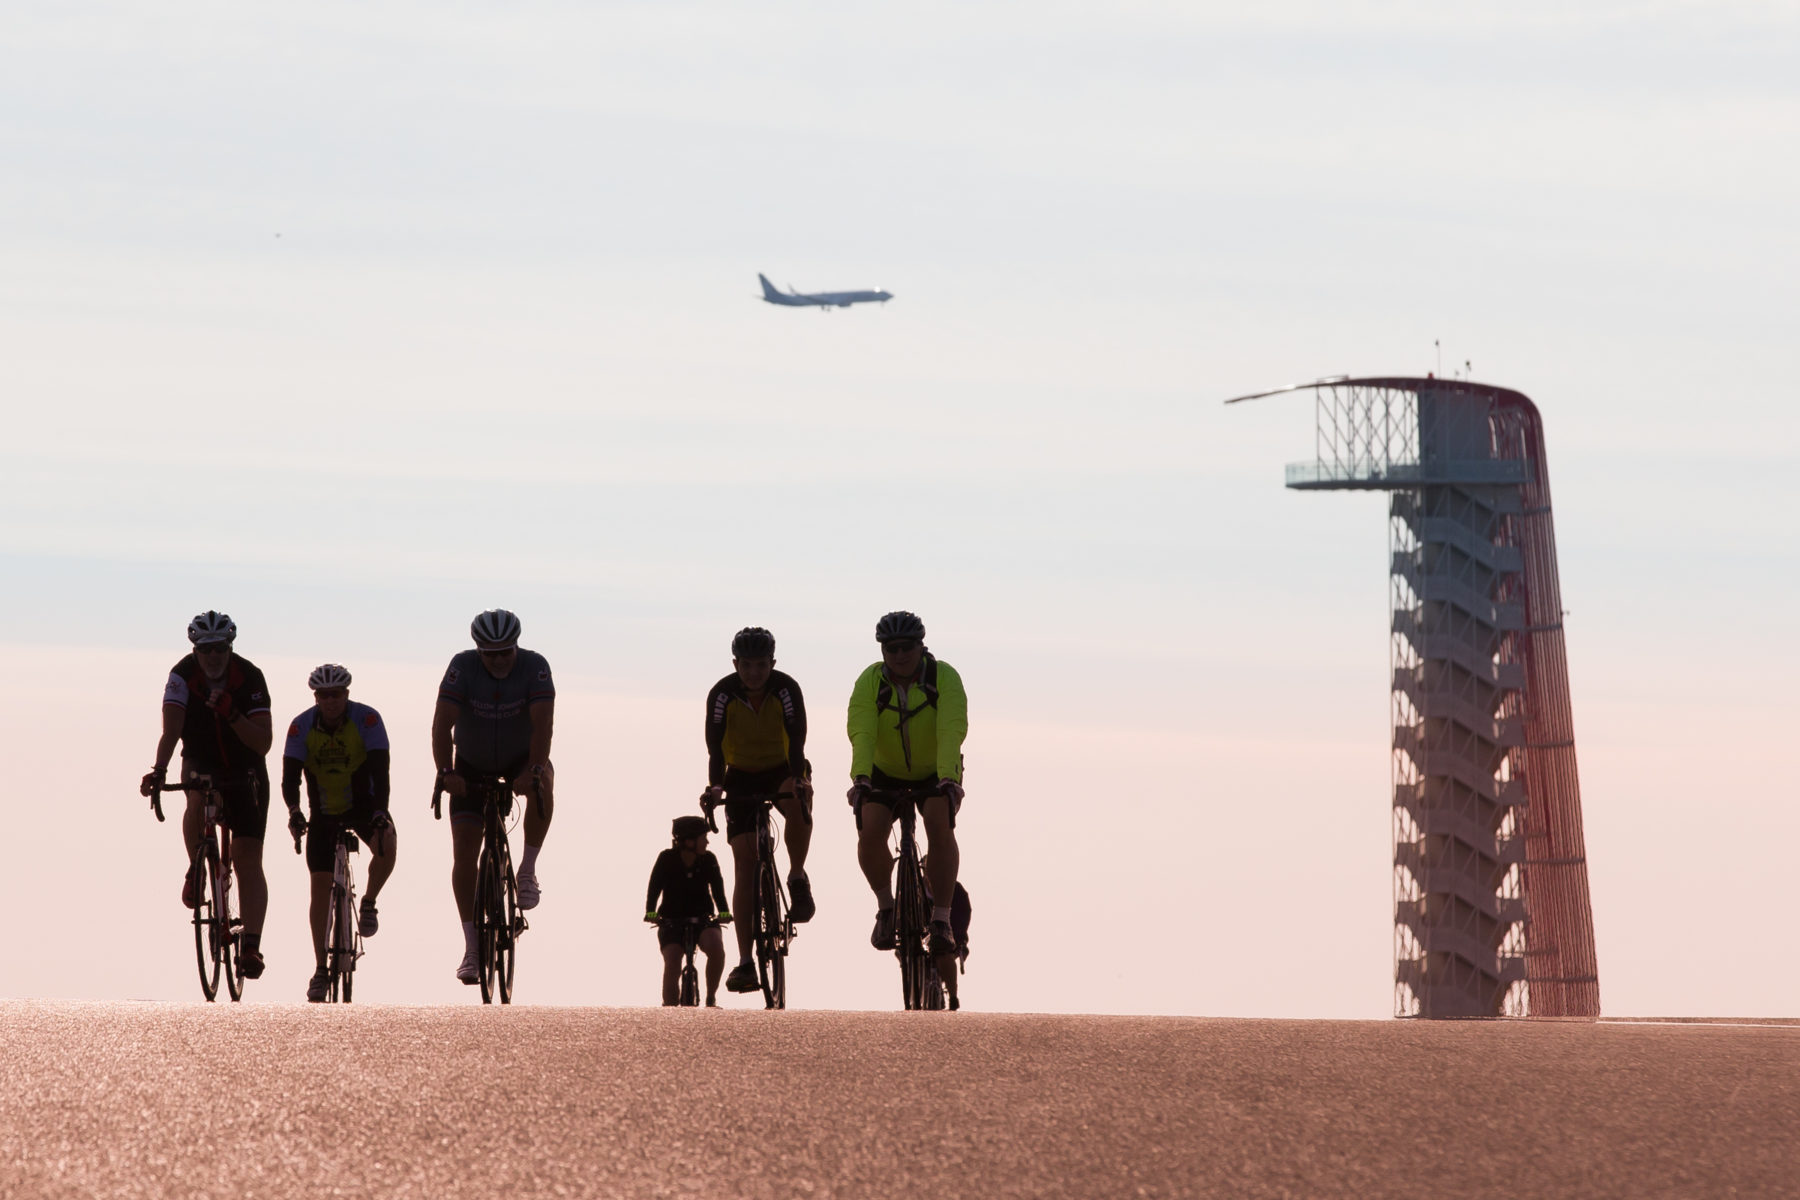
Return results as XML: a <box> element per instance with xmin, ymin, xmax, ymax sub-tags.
<box><xmin>757</xmin><ymin>273</ymin><xmax>782</xmax><ymax>300</ymax></box>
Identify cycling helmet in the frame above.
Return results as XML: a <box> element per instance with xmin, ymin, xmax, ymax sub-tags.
<box><xmin>307</xmin><ymin>663</ymin><xmax>352</xmax><ymax>690</ymax></box>
<box><xmin>875</xmin><ymin>610</ymin><xmax>925</xmax><ymax>644</ymax></box>
<box><xmin>672</xmin><ymin>815</ymin><xmax>709</xmax><ymax>841</ymax></box>
<box><xmin>470</xmin><ymin>608</ymin><xmax>521</xmax><ymax>648</ymax></box>
<box><xmin>187</xmin><ymin>610</ymin><xmax>237</xmax><ymax>646</ymax></box>
<box><xmin>731</xmin><ymin>626</ymin><xmax>775</xmax><ymax>658</ymax></box>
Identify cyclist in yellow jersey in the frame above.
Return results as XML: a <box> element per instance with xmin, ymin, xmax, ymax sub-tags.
<box><xmin>701</xmin><ymin>626</ymin><xmax>814</xmax><ymax>995</ymax></box>
<box><xmin>281</xmin><ymin>664</ymin><xmax>397</xmax><ymax>1003</ymax></box>
<box><xmin>846</xmin><ymin>610</ymin><xmax>968</xmax><ymax>957</ymax></box>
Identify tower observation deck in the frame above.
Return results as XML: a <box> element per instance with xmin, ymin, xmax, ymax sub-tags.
<box><xmin>1232</xmin><ymin>376</ymin><xmax>1600</xmax><ymax>1018</ymax></box>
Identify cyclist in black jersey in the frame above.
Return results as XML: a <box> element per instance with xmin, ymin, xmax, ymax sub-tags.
<box><xmin>701</xmin><ymin>626</ymin><xmax>815</xmax><ymax>995</ymax></box>
<box><xmin>139</xmin><ymin>611</ymin><xmax>276</xmax><ymax>980</ymax></box>
<box><xmin>432</xmin><ymin>609</ymin><xmax>556</xmax><ymax>986</ymax></box>
<box><xmin>644</xmin><ymin>815</ymin><xmax>732</xmax><ymax>1006</ymax></box>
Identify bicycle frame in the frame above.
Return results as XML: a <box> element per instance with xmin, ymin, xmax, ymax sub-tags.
<box><xmin>870</xmin><ymin>784</ymin><xmax>952</xmax><ymax>1012</ymax></box>
<box><xmin>704</xmin><ymin>791</ymin><xmax>793</xmax><ymax>1010</ymax></box>
<box><xmin>326</xmin><ymin>827</ymin><xmax>362</xmax><ymax>1003</ymax></box>
<box><xmin>149</xmin><ymin>775</ymin><xmax>242</xmax><ymax>1003</ymax></box>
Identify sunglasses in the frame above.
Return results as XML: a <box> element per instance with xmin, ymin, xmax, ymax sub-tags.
<box><xmin>478</xmin><ymin>647</ymin><xmax>517</xmax><ymax>659</ymax></box>
<box><xmin>195</xmin><ymin>644</ymin><xmax>231</xmax><ymax>656</ymax></box>
<box><xmin>881</xmin><ymin>640</ymin><xmax>921</xmax><ymax>654</ymax></box>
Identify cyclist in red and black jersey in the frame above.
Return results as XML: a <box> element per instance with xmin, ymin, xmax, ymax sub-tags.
<box><xmin>138</xmin><ymin>611</ymin><xmax>277</xmax><ymax>980</ymax></box>
<box><xmin>701</xmin><ymin>626</ymin><xmax>815</xmax><ymax>995</ymax></box>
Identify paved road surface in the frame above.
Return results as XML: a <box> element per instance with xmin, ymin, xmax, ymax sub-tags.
<box><xmin>1</xmin><ymin>1001</ymin><xmax>1794</xmax><ymax>1198</ymax></box>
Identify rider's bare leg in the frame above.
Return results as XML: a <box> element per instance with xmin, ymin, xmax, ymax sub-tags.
<box><xmin>729</xmin><ymin>831</ymin><xmax>758</xmax><ymax>963</ymax></box>
<box><xmin>778</xmin><ymin>781</ymin><xmax>811</xmax><ymax>875</ymax></box>
<box><xmin>856</xmin><ymin>803</ymin><xmax>897</xmax><ymax>905</ymax></box>
<box><xmin>366</xmin><ymin>824</ymin><xmax>397</xmax><ymax>902</ymax></box>
<box><xmin>660</xmin><ymin>943</ymin><xmax>683</xmax><ymax>1006</ymax></box>
<box><xmin>699</xmin><ymin>926</ymin><xmax>726</xmax><ymax>1002</ymax></box>
<box><xmin>450</xmin><ymin>820</ymin><xmax>482</xmax><ymax>921</ymax></box>
<box><xmin>309</xmin><ymin>872</ymin><xmax>332</xmax><ymax>967</ymax></box>
<box><xmin>921</xmin><ymin>796</ymin><xmax>959</xmax><ymax>908</ymax></box>
<box><xmin>231</xmin><ymin>837</ymin><xmax>267</xmax><ymax>935</ymax></box>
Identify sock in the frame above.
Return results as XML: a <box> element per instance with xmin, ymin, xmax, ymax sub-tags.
<box><xmin>789</xmin><ymin>866</ymin><xmax>809</xmax><ymax>883</ymax></box>
<box><xmin>462</xmin><ymin>920</ymin><xmax>477</xmax><ymax>954</ymax></box>
<box><xmin>932</xmin><ymin>906</ymin><xmax>952</xmax><ymax>926</ymax></box>
<box><xmin>240</xmin><ymin>932</ymin><xmax>261</xmax><ymax>955</ymax></box>
<box><xmin>520</xmin><ymin>843</ymin><xmax>542</xmax><ymax>875</ymax></box>
<box><xmin>877</xmin><ymin>895</ymin><xmax>895</xmax><ymax>911</ymax></box>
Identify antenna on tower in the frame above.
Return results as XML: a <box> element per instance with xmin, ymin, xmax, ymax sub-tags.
<box><xmin>1434</xmin><ymin>339</ymin><xmax>1441</xmax><ymax>378</ymax></box>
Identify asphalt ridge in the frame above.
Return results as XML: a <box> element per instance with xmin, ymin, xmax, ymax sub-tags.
<box><xmin>0</xmin><ymin>1000</ymin><xmax>1794</xmax><ymax>1199</ymax></box>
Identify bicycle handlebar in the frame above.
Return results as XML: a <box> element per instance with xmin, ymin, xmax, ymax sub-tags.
<box><xmin>698</xmin><ymin>789</ymin><xmax>796</xmax><ymax>834</ymax></box>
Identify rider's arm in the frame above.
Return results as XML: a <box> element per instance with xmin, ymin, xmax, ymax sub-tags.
<box><xmin>704</xmin><ymin>681</ymin><xmax>728</xmax><ymax>787</ymax></box>
<box><xmin>934</xmin><ymin>662</ymin><xmax>968</xmax><ymax>784</ymax></box>
<box><xmin>706</xmin><ymin>853</ymin><xmax>728</xmax><ymax>912</ymax></box>
<box><xmin>431</xmin><ymin>699</ymin><xmax>459</xmax><ymax>773</ymax></box>
<box><xmin>280</xmin><ymin>756</ymin><xmax>304</xmax><ymax>810</ymax></box>
<box><xmin>152</xmin><ymin>703</ymin><xmax>183</xmax><ymax>775</ymax></box>
<box><xmin>779</xmin><ymin>674</ymin><xmax>809</xmax><ymax>781</ymax></box>
<box><xmin>365</xmin><ymin>748</ymin><xmax>392</xmax><ymax>808</ymax></box>
<box><xmin>232</xmin><ymin>711</ymin><xmax>274</xmax><ymax>757</ymax></box>
<box><xmin>646</xmin><ymin>851</ymin><xmax>672</xmax><ymax>914</ymax></box>
<box><xmin>528</xmin><ymin>699</ymin><xmax>553</xmax><ymax>766</ymax></box>
<box><xmin>846</xmin><ymin>664</ymin><xmax>881</xmax><ymax>780</ymax></box>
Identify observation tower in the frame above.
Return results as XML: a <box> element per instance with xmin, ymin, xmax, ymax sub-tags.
<box><xmin>1231</xmin><ymin>376</ymin><xmax>1600</xmax><ymax>1018</ymax></box>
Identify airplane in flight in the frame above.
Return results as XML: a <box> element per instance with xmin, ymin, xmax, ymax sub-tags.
<box><xmin>758</xmin><ymin>273</ymin><xmax>892</xmax><ymax>309</ymax></box>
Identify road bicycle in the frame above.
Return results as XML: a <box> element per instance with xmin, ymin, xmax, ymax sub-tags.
<box><xmin>869</xmin><ymin>782</ymin><xmax>959</xmax><ymax>1012</ymax></box>
<box><xmin>321</xmin><ymin>823</ymin><xmax>365</xmax><ymax>1003</ymax></box>
<box><xmin>657</xmin><ymin>916</ymin><xmax>719</xmax><ymax>1007</ymax></box>
<box><xmin>148</xmin><ymin>774</ymin><xmax>243</xmax><ymax>1002</ymax></box>
<box><xmin>435</xmin><ymin>772</ymin><xmax>527</xmax><ymax>1004</ymax></box>
<box><xmin>704</xmin><ymin>791</ymin><xmax>794</xmax><ymax>1010</ymax></box>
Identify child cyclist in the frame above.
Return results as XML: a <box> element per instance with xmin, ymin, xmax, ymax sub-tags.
<box><xmin>644</xmin><ymin>815</ymin><xmax>732</xmax><ymax>1006</ymax></box>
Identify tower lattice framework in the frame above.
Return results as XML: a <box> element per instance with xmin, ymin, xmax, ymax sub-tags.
<box><xmin>1239</xmin><ymin>376</ymin><xmax>1600</xmax><ymax>1018</ymax></box>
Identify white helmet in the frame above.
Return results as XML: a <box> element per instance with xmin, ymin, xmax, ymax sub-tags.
<box><xmin>307</xmin><ymin>663</ymin><xmax>352</xmax><ymax>690</ymax></box>
<box><xmin>187</xmin><ymin>610</ymin><xmax>237</xmax><ymax>646</ymax></box>
<box><xmin>470</xmin><ymin>609</ymin><xmax>521</xmax><ymax>648</ymax></box>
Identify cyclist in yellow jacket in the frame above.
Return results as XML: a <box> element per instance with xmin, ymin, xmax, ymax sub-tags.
<box><xmin>846</xmin><ymin>610</ymin><xmax>968</xmax><ymax>957</ymax></box>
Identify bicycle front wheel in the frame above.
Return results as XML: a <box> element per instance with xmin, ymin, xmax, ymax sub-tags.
<box><xmin>191</xmin><ymin>841</ymin><xmax>221</xmax><ymax>1002</ymax></box>
<box><xmin>218</xmin><ymin>833</ymin><xmax>243</xmax><ymax>1002</ymax></box>
<box><xmin>755</xmin><ymin>860</ymin><xmax>787</xmax><ymax>1010</ymax></box>
<box><xmin>475</xmin><ymin>847</ymin><xmax>499</xmax><ymax>1004</ymax></box>
<box><xmin>497</xmin><ymin>849</ymin><xmax>517</xmax><ymax>1004</ymax></box>
<box><xmin>895</xmin><ymin>854</ymin><xmax>929</xmax><ymax>1011</ymax></box>
<box><xmin>328</xmin><ymin>882</ymin><xmax>355</xmax><ymax>1003</ymax></box>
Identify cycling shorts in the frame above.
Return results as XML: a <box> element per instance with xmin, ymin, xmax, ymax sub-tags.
<box><xmin>183</xmin><ymin>762</ymin><xmax>269</xmax><ymax>840</ymax></box>
<box><xmin>854</xmin><ymin>767</ymin><xmax>959</xmax><ymax>832</ymax></box>
<box><xmin>657</xmin><ymin>919</ymin><xmax>719</xmax><ymax>950</ymax></box>
<box><xmin>449</xmin><ymin>758</ymin><xmax>551</xmax><ymax>822</ymax></box>
<box><xmin>722</xmin><ymin>765</ymin><xmax>810</xmax><ymax>841</ymax></box>
<box><xmin>305</xmin><ymin>795</ymin><xmax>387</xmax><ymax>874</ymax></box>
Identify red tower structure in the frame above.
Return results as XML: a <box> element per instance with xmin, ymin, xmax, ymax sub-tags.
<box><xmin>1232</xmin><ymin>376</ymin><xmax>1600</xmax><ymax>1017</ymax></box>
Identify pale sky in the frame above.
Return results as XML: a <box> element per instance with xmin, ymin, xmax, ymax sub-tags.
<box><xmin>3</xmin><ymin>2</ymin><xmax>1795</xmax><ymax>1016</ymax></box>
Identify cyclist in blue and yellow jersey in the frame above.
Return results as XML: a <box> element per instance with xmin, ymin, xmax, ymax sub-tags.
<box><xmin>432</xmin><ymin>608</ymin><xmax>556</xmax><ymax>985</ymax></box>
<box><xmin>701</xmin><ymin>626</ymin><xmax>815</xmax><ymax>996</ymax></box>
<box><xmin>846</xmin><ymin>610</ymin><xmax>968</xmax><ymax>958</ymax></box>
<box><xmin>281</xmin><ymin>664</ymin><xmax>397</xmax><ymax>1003</ymax></box>
<box><xmin>139</xmin><ymin>611</ymin><xmax>276</xmax><ymax>980</ymax></box>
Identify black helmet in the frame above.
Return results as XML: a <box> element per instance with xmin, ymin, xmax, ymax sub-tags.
<box><xmin>731</xmin><ymin>626</ymin><xmax>775</xmax><ymax>658</ymax></box>
<box><xmin>470</xmin><ymin>608</ymin><xmax>521</xmax><ymax>648</ymax></box>
<box><xmin>875</xmin><ymin>610</ymin><xmax>925</xmax><ymax>644</ymax></box>
<box><xmin>188</xmin><ymin>610</ymin><xmax>237</xmax><ymax>646</ymax></box>
<box><xmin>672</xmin><ymin>815</ymin><xmax>709</xmax><ymax>841</ymax></box>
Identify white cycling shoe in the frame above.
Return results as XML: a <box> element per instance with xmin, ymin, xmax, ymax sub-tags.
<box><xmin>516</xmin><ymin>870</ymin><xmax>541</xmax><ymax>910</ymax></box>
<box><xmin>456</xmin><ymin>950</ymin><xmax>480</xmax><ymax>985</ymax></box>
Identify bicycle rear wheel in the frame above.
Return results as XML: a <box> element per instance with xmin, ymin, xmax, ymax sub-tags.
<box><xmin>755</xmin><ymin>860</ymin><xmax>787</xmax><ymax>1010</ymax></box>
<box><xmin>191</xmin><ymin>841</ymin><xmax>220</xmax><ymax>1002</ymax></box>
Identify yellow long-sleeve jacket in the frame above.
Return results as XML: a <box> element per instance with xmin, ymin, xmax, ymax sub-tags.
<box><xmin>846</xmin><ymin>654</ymin><xmax>967</xmax><ymax>783</ymax></box>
